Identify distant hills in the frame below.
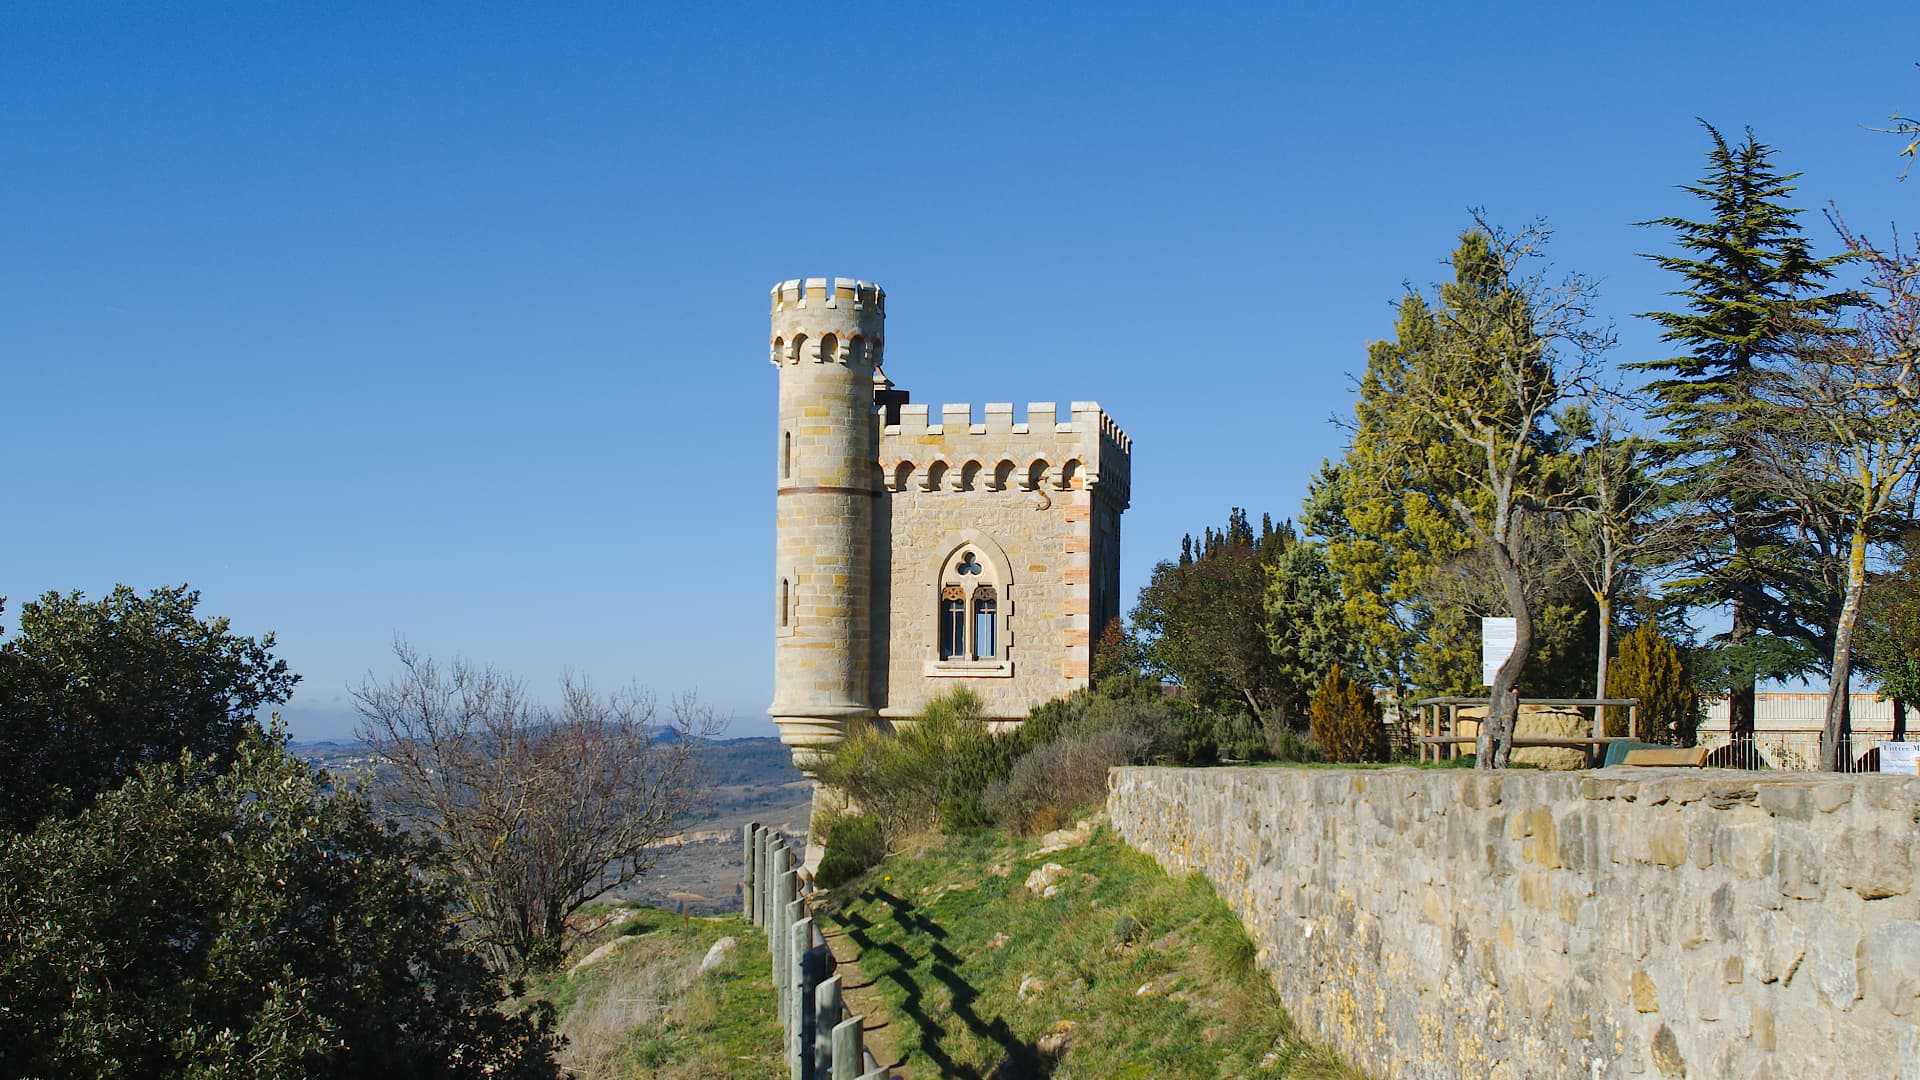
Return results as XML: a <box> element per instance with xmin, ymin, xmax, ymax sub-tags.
<box><xmin>290</xmin><ymin>734</ymin><xmax>810</xmax><ymax>916</ymax></box>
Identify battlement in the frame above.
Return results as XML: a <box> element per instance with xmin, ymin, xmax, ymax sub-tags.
<box><xmin>880</xmin><ymin>401</ymin><xmax>1130</xmax><ymax>451</ymax></box>
<box><xmin>878</xmin><ymin>400</ymin><xmax>1131</xmax><ymax>508</ymax></box>
<box><xmin>770</xmin><ymin>277</ymin><xmax>886</xmax><ymax>313</ymax></box>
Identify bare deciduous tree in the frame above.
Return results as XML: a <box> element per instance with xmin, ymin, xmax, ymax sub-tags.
<box><xmin>1385</xmin><ymin>215</ymin><xmax>1612</xmax><ymax>768</ymax></box>
<box><xmin>354</xmin><ymin>642</ymin><xmax>719</xmax><ymax>971</ymax></box>
<box><xmin>1753</xmin><ymin>216</ymin><xmax>1920</xmax><ymax>770</ymax></box>
<box><xmin>1560</xmin><ymin>401</ymin><xmax>1689</xmax><ymax>704</ymax></box>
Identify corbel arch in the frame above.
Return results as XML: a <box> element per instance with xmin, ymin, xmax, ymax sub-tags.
<box><xmin>922</xmin><ymin>460</ymin><xmax>949</xmax><ymax>491</ymax></box>
<box><xmin>1059</xmin><ymin>458</ymin><xmax>1083</xmax><ymax>490</ymax></box>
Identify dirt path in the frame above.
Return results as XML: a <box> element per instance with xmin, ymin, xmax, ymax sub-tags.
<box><xmin>820</xmin><ymin>923</ymin><xmax>910</xmax><ymax>1077</ymax></box>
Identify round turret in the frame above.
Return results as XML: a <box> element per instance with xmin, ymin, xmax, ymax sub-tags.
<box><xmin>768</xmin><ymin>277</ymin><xmax>884</xmax><ymax>770</ymax></box>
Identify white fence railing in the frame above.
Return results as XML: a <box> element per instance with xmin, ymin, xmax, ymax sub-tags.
<box><xmin>1695</xmin><ymin>732</ymin><xmax>1919</xmax><ymax>773</ymax></box>
<box><xmin>744</xmin><ymin>823</ymin><xmax>891</xmax><ymax>1080</ymax></box>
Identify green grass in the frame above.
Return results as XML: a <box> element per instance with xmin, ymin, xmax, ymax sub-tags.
<box><xmin>525</xmin><ymin>906</ymin><xmax>784</xmax><ymax>1079</ymax></box>
<box><xmin>818</xmin><ymin>825</ymin><xmax>1366</xmax><ymax>1079</ymax></box>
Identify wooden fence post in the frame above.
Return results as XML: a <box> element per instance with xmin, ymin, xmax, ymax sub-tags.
<box><xmin>788</xmin><ymin>907</ymin><xmax>811</xmax><ymax>1079</ymax></box>
<box><xmin>770</xmin><ymin>847</ymin><xmax>792</xmax><ymax>1005</ymax></box>
<box><xmin>829</xmin><ymin>1015</ymin><xmax>863</xmax><ymax>1080</ymax></box>
<box><xmin>814</xmin><ymin>971</ymin><xmax>842</xmax><ymax>1073</ymax></box>
<box><xmin>744</xmin><ymin>822</ymin><xmax>759</xmax><ymax>922</ymax></box>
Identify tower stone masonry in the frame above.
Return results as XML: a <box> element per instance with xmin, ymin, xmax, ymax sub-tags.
<box><xmin>769</xmin><ymin>276</ymin><xmax>1131</xmax><ymax>770</ymax></box>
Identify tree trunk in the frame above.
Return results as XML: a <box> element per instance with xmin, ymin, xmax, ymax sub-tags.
<box><xmin>1895</xmin><ymin>698</ymin><xmax>1909</xmax><ymax>743</ymax></box>
<box><xmin>1594</xmin><ymin>591</ymin><xmax>1612</xmax><ymax>733</ymax></box>
<box><xmin>1477</xmin><ymin>540</ymin><xmax>1534</xmax><ymax>770</ymax></box>
<box><xmin>1823</xmin><ymin>527</ymin><xmax>1870</xmax><ymax>772</ymax></box>
<box><xmin>1729</xmin><ymin>592</ymin><xmax>1757</xmax><ymax>750</ymax></box>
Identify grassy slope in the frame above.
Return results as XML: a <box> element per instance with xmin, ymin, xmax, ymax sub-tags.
<box><xmin>819</xmin><ymin>823</ymin><xmax>1365</xmax><ymax>1080</ymax></box>
<box><xmin>527</xmin><ymin>907</ymin><xmax>784</xmax><ymax>1079</ymax></box>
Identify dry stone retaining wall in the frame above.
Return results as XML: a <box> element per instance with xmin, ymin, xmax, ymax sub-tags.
<box><xmin>1106</xmin><ymin>766</ymin><xmax>1920</xmax><ymax>1079</ymax></box>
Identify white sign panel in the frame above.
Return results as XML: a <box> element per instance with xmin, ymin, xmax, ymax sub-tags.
<box><xmin>1481</xmin><ymin>617</ymin><xmax>1517</xmax><ymax>687</ymax></box>
<box><xmin>1880</xmin><ymin>742</ymin><xmax>1919</xmax><ymax>775</ymax></box>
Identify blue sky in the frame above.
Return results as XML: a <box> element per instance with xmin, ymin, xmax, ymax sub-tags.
<box><xmin>4</xmin><ymin>4</ymin><xmax>1914</xmax><ymax>740</ymax></box>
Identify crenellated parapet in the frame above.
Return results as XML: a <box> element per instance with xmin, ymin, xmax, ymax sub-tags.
<box><xmin>877</xmin><ymin>400</ymin><xmax>1132</xmax><ymax>509</ymax></box>
<box><xmin>769</xmin><ymin>277</ymin><xmax>885</xmax><ymax>368</ymax></box>
<box><xmin>769</xmin><ymin>276</ymin><xmax>886</xmax><ymax>313</ymax></box>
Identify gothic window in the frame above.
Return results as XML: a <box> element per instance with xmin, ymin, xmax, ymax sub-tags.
<box><xmin>935</xmin><ymin>541</ymin><xmax>1009</xmax><ymax>669</ymax></box>
<box><xmin>939</xmin><ymin>586</ymin><xmax>966</xmax><ymax>660</ymax></box>
<box><xmin>972</xmin><ymin>586</ymin><xmax>998</xmax><ymax>659</ymax></box>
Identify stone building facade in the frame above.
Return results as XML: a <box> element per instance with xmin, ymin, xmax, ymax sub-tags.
<box><xmin>768</xmin><ymin>276</ymin><xmax>1131</xmax><ymax>767</ymax></box>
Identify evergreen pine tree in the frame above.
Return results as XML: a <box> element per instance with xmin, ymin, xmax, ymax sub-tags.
<box><xmin>1634</xmin><ymin>123</ymin><xmax>1857</xmax><ymax>747</ymax></box>
<box><xmin>1607</xmin><ymin>623</ymin><xmax>1700</xmax><ymax>746</ymax></box>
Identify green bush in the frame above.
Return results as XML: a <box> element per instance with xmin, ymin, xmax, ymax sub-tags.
<box><xmin>0</xmin><ymin>727</ymin><xmax>558</xmax><ymax>1077</ymax></box>
<box><xmin>1212</xmin><ymin>713</ymin><xmax>1266</xmax><ymax>762</ymax></box>
<box><xmin>812</xmin><ymin>689</ymin><xmax>1017</xmax><ymax>841</ymax></box>
<box><xmin>815</xmin><ymin>814</ymin><xmax>887</xmax><ymax>889</ymax></box>
<box><xmin>1264</xmin><ymin>725</ymin><xmax>1323</xmax><ymax>763</ymax></box>
<box><xmin>1307</xmin><ymin>664</ymin><xmax>1386</xmax><ymax>763</ymax></box>
<box><xmin>939</xmin><ymin>722</ymin><xmax>1019</xmax><ymax>834</ymax></box>
<box><xmin>1608</xmin><ymin>624</ymin><xmax>1700</xmax><ymax>745</ymax></box>
<box><xmin>984</xmin><ymin>726</ymin><xmax>1150</xmax><ymax>835</ymax></box>
<box><xmin>0</xmin><ymin>585</ymin><xmax>297</xmax><ymax>832</ymax></box>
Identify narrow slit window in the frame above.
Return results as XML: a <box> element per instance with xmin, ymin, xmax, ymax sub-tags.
<box><xmin>779</xmin><ymin>578</ymin><xmax>790</xmax><ymax>627</ymax></box>
<box><xmin>939</xmin><ymin>585</ymin><xmax>966</xmax><ymax>660</ymax></box>
<box><xmin>782</xmin><ymin>431</ymin><xmax>792</xmax><ymax>479</ymax></box>
<box><xmin>972</xmin><ymin>586</ymin><xmax>998</xmax><ymax>660</ymax></box>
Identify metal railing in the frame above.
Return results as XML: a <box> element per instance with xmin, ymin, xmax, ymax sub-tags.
<box><xmin>743</xmin><ymin>823</ymin><xmax>890</xmax><ymax>1080</ymax></box>
<box><xmin>1695</xmin><ymin>732</ymin><xmax>1920</xmax><ymax>774</ymax></box>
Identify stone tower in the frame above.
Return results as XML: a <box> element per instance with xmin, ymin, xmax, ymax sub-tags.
<box><xmin>767</xmin><ymin>277</ymin><xmax>885</xmax><ymax>768</ymax></box>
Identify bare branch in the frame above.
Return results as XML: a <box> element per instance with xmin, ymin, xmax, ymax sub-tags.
<box><xmin>354</xmin><ymin>644</ymin><xmax>720</xmax><ymax>972</ymax></box>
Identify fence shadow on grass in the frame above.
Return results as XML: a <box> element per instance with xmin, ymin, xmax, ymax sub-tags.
<box><xmin>844</xmin><ymin>887</ymin><xmax>1046</xmax><ymax>1079</ymax></box>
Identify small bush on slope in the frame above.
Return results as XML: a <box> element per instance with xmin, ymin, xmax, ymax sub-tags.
<box><xmin>819</xmin><ymin>826</ymin><xmax>1365</xmax><ymax>1080</ymax></box>
<box><xmin>817</xmin><ymin>813</ymin><xmax>888</xmax><ymax>888</ymax></box>
<box><xmin>984</xmin><ymin>727</ymin><xmax>1148</xmax><ymax>835</ymax></box>
<box><xmin>814</xmin><ymin>689</ymin><xmax>1013</xmax><ymax>841</ymax></box>
<box><xmin>1307</xmin><ymin>664</ymin><xmax>1387</xmax><ymax>764</ymax></box>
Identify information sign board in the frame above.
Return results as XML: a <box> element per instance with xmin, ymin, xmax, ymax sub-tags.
<box><xmin>1481</xmin><ymin>617</ymin><xmax>1517</xmax><ymax>687</ymax></box>
<box><xmin>1880</xmin><ymin>742</ymin><xmax>1919</xmax><ymax>775</ymax></box>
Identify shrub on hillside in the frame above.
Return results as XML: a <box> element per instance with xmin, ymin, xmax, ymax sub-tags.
<box><xmin>984</xmin><ymin>727</ymin><xmax>1151</xmax><ymax>835</ymax></box>
<box><xmin>1264</xmin><ymin>725</ymin><xmax>1323</xmax><ymax>763</ymax></box>
<box><xmin>1017</xmin><ymin>676</ymin><xmax>1176</xmax><ymax>756</ymax></box>
<box><xmin>939</xmin><ymin>722</ymin><xmax>1019</xmax><ymax>834</ymax></box>
<box><xmin>812</xmin><ymin>689</ymin><xmax>1016</xmax><ymax>841</ymax></box>
<box><xmin>0</xmin><ymin>727</ymin><xmax>558</xmax><ymax>1077</ymax></box>
<box><xmin>1211</xmin><ymin>712</ymin><xmax>1266</xmax><ymax>761</ymax></box>
<box><xmin>1607</xmin><ymin>623</ymin><xmax>1700</xmax><ymax>745</ymax></box>
<box><xmin>0</xmin><ymin>586</ymin><xmax>297</xmax><ymax>832</ymax></box>
<box><xmin>1307</xmin><ymin>664</ymin><xmax>1386</xmax><ymax>763</ymax></box>
<box><xmin>815</xmin><ymin>814</ymin><xmax>887</xmax><ymax>889</ymax></box>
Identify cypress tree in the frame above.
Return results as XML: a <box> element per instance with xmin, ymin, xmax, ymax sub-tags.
<box><xmin>1634</xmin><ymin>123</ymin><xmax>1857</xmax><ymax>748</ymax></box>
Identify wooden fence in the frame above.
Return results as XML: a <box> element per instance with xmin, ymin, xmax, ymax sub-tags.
<box><xmin>743</xmin><ymin>823</ymin><xmax>891</xmax><ymax>1080</ymax></box>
